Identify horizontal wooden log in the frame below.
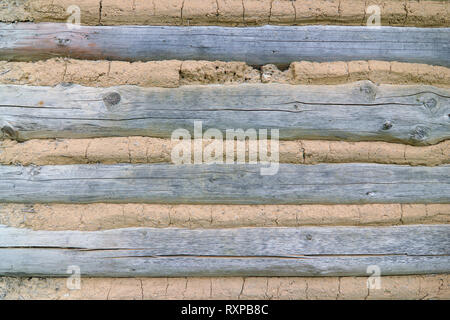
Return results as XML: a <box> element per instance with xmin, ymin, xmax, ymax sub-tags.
<box><xmin>0</xmin><ymin>163</ymin><xmax>448</xmax><ymax>204</ymax></box>
<box><xmin>0</xmin><ymin>23</ymin><xmax>449</xmax><ymax>66</ymax></box>
<box><xmin>1</xmin><ymin>82</ymin><xmax>449</xmax><ymax>145</ymax></box>
<box><xmin>0</xmin><ymin>224</ymin><xmax>448</xmax><ymax>277</ymax></box>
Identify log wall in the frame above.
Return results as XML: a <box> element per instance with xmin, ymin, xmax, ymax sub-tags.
<box><xmin>0</xmin><ymin>1</ymin><xmax>449</xmax><ymax>300</ymax></box>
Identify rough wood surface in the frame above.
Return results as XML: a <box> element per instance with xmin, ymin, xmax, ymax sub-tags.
<box><xmin>1</xmin><ymin>82</ymin><xmax>449</xmax><ymax>145</ymax></box>
<box><xmin>0</xmin><ymin>224</ymin><xmax>448</xmax><ymax>277</ymax></box>
<box><xmin>1</xmin><ymin>23</ymin><xmax>449</xmax><ymax>66</ymax></box>
<box><xmin>0</xmin><ymin>163</ymin><xmax>449</xmax><ymax>204</ymax></box>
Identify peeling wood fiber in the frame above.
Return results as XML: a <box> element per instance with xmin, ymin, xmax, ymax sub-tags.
<box><xmin>1</xmin><ymin>0</ymin><xmax>448</xmax><ymax>27</ymax></box>
<box><xmin>1</xmin><ymin>24</ymin><xmax>449</xmax><ymax>67</ymax></box>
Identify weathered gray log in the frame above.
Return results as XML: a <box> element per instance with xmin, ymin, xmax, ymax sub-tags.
<box><xmin>1</xmin><ymin>82</ymin><xmax>449</xmax><ymax>145</ymax></box>
<box><xmin>0</xmin><ymin>224</ymin><xmax>448</xmax><ymax>277</ymax></box>
<box><xmin>0</xmin><ymin>23</ymin><xmax>449</xmax><ymax>66</ymax></box>
<box><xmin>0</xmin><ymin>163</ymin><xmax>448</xmax><ymax>204</ymax></box>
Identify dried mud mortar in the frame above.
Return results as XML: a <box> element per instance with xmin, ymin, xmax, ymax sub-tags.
<box><xmin>0</xmin><ymin>203</ymin><xmax>448</xmax><ymax>230</ymax></box>
<box><xmin>1</xmin><ymin>275</ymin><xmax>448</xmax><ymax>300</ymax></box>
<box><xmin>1</xmin><ymin>59</ymin><xmax>449</xmax><ymax>88</ymax></box>
<box><xmin>1</xmin><ymin>138</ymin><xmax>449</xmax><ymax>166</ymax></box>
<box><xmin>1</xmin><ymin>0</ymin><xmax>448</xmax><ymax>27</ymax></box>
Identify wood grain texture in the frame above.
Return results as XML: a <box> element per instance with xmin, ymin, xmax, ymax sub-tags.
<box><xmin>0</xmin><ymin>23</ymin><xmax>449</xmax><ymax>66</ymax></box>
<box><xmin>0</xmin><ymin>163</ymin><xmax>449</xmax><ymax>204</ymax></box>
<box><xmin>1</xmin><ymin>82</ymin><xmax>449</xmax><ymax>145</ymax></box>
<box><xmin>0</xmin><ymin>224</ymin><xmax>448</xmax><ymax>277</ymax></box>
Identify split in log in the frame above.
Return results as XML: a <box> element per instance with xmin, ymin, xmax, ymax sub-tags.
<box><xmin>0</xmin><ymin>163</ymin><xmax>448</xmax><ymax>204</ymax></box>
<box><xmin>1</xmin><ymin>82</ymin><xmax>449</xmax><ymax>145</ymax></box>
<box><xmin>0</xmin><ymin>224</ymin><xmax>448</xmax><ymax>277</ymax></box>
<box><xmin>0</xmin><ymin>23</ymin><xmax>449</xmax><ymax>67</ymax></box>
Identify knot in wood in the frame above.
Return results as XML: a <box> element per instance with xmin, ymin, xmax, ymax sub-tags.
<box><xmin>28</xmin><ymin>166</ymin><xmax>41</xmax><ymax>177</ymax></box>
<box><xmin>359</xmin><ymin>82</ymin><xmax>376</xmax><ymax>100</ymax></box>
<box><xmin>55</xmin><ymin>37</ymin><xmax>71</xmax><ymax>46</ymax></box>
<box><xmin>410</xmin><ymin>126</ymin><xmax>430</xmax><ymax>142</ymax></box>
<box><xmin>1</xmin><ymin>125</ymin><xmax>17</xmax><ymax>139</ymax></box>
<box><xmin>103</xmin><ymin>92</ymin><xmax>121</xmax><ymax>107</ymax></box>
<box><xmin>423</xmin><ymin>98</ymin><xmax>437</xmax><ymax>110</ymax></box>
<box><xmin>382</xmin><ymin>121</ymin><xmax>393</xmax><ymax>130</ymax></box>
